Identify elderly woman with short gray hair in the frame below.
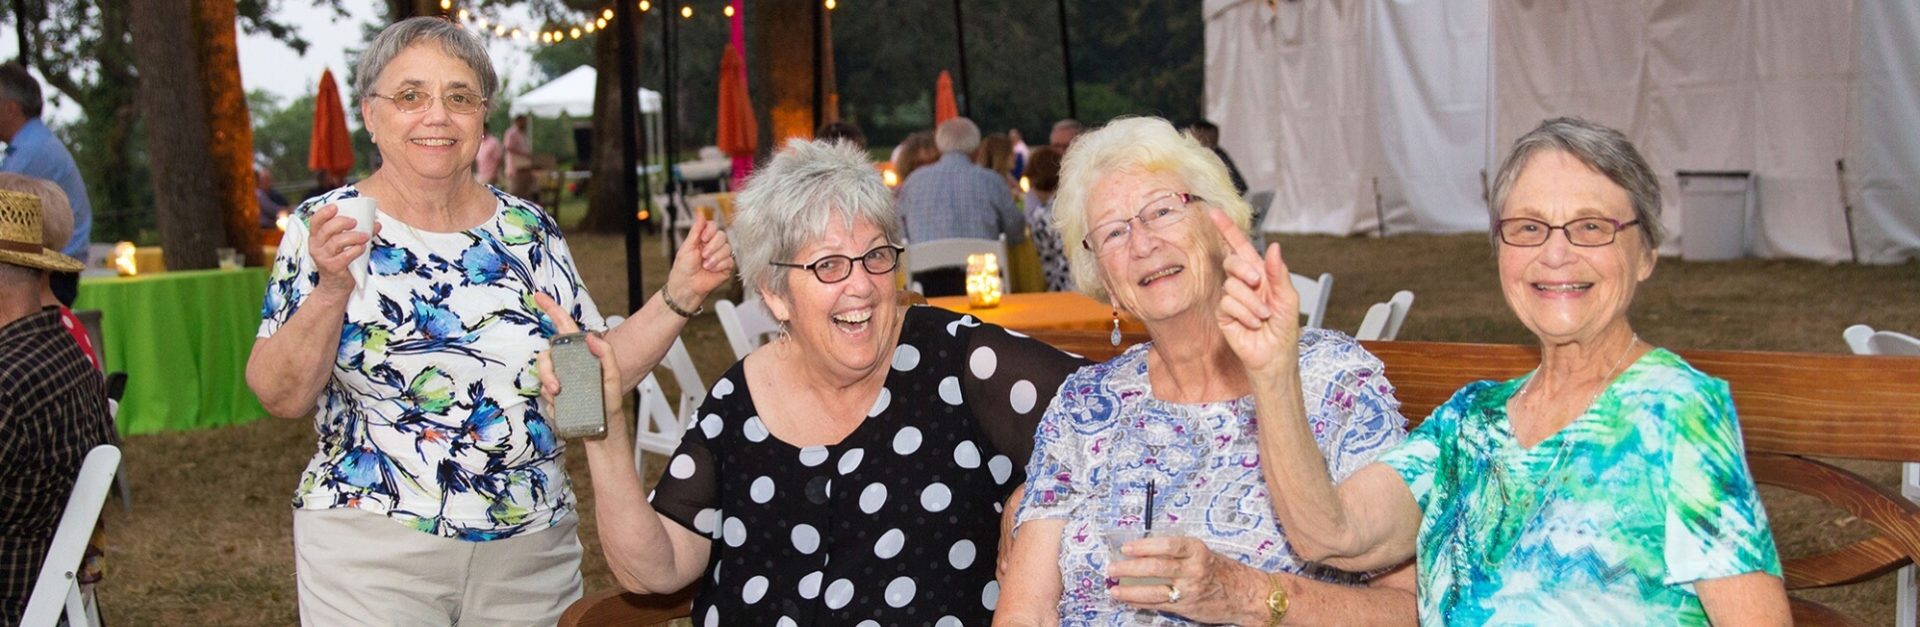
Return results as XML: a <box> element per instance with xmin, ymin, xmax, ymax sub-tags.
<box><xmin>1249</xmin><ymin>117</ymin><xmax>1789</xmax><ymax>624</ymax></box>
<box><xmin>558</xmin><ymin>138</ymin><xmax>1085</xmax><ymax>624</ymax></box>
<box><xmin>247</xmin><ymin>16</ymin><xmax>734</xmax><ymax>623</ymax></box>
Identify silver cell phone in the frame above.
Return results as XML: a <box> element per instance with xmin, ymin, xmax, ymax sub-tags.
<box><xmin>549</xmin><ymin>332</ymin><xmax>607</xmax><ymax>439</ymax></box>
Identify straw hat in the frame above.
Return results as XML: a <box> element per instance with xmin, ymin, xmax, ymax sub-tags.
<box><xmin>0</xmin><ymin>189</ymin><xmax>82</xmax><ymax>273</ymax></box>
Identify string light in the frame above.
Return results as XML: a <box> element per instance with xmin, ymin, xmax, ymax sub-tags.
<box><xmin>456</xmin><ymin>8</ymin><xmax>469</xmax><ymax>21</ymax></box>
<box><xmin>680</xmin><ymin>5</ymin><xmax>693</xmax><ymax>18</ymax></box>
<box><xmin>723</xmin><ymin>4</ymin><xmax>735</xmax><ymax>17</ymax></box>
<box><xmin>640</xmin><ymin>1</ymin><xmax>651</xmax><ymax>11</ymax></box>
<box><xmin>443</xmin><ymin>0</ymin><xmax>756</xmax><ymax>47</ymax></box>
<box><xmin>597</xmin><ymin>17</ymin><xmax>608</xmax><ymax>28</ymax></box>
<box><xmin>602</xmin><ymin>8</ymin><xmax>615</xmax><ymax>20</ymax></box>
<box><xmin>584</xmin><ymin>22</ymin><xmax>596</xmax><ymax>34</ymax></box>
<box><xmin>439</xmin><ymin>0</ymin><xmax>451</xmax><ymax>9</ymax></box>
<box><xmin>569</xmin><ymin>27</ymin><xmax>582</xmax><ymax>39</ymax></box>
<box><xmin>825</xmin><ymin>0</ymin><xmax>837</xmax><ymax>9</ymax></box>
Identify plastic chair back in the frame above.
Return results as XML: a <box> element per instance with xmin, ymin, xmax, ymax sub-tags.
<box><xmin>1290</xmin><ymin>272</ymin><xmax>1334</xmax><ymax>329</ymax></box>
<box><xmin>21</xmin><ymin>444</ymin><xmax>120</xmax><ymax>627</ymax></box>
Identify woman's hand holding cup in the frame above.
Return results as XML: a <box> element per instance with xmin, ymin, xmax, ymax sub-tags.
<box><xmin>308</xmin><ymin>201</ymin><xmax>379</xmax><ymax>295</ymax></box>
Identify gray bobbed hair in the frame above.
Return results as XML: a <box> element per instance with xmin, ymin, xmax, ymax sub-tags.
<box><xmin>1489</xmin><ymin>117</ymin><xmax>1666</xmax><ymax>251</ymax></box>
<box><xmin>353</xmin><ymin>17</ymin><xmax>500</xmax><ymax>105</ymax></box>
<box><xmin>731</xmin><ymin>138</ymin><xmax>902</xmax><ymax>300</ymax></box>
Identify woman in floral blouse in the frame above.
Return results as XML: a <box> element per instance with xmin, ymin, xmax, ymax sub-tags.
<box><xmin>246</xmin><ymin>17</ymin><xmax>733</xmax><ymax>625</ymax></box>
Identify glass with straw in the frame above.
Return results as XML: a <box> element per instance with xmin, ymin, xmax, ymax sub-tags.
<box><xmin>1106</xmin><ymin>480</ymin><xmax>1172</xmax><ymax>586</ymax></box>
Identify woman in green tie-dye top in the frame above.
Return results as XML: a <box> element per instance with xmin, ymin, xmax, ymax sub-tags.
<box><xmin>1222</xmin><ymin>118</ymin><xmax>1788</xmax><ymax>624</ymax></box>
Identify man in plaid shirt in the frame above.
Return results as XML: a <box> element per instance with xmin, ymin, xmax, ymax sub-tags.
<box><xmin>0</xmin><ymin>189</ymin><xmax>113</xmax><ymax>623</ymax></box>
<box><xmin>897</xmin><ymin>116</ymin><xmax>1027</xmax><ymax>296</ymax></box>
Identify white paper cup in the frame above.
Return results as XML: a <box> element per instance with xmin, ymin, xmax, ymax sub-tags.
<box><xmin>332</xmin><ymin>197</ymin><xmax>378</xmax><ymax>288</ymax></box>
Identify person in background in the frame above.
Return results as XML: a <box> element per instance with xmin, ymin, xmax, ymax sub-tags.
<box><xmin>0</xmin><ymin>189</ymin><xmax>115</xmax><ymax>622</ymax></box>
<box><xmin>1008</xmin><ymin>128</ymin><xmax>1030</xmax><ymax>178</ymax></box>
<box><xmin>895</xmin><ymin>117</ymin><xmax>1026</xmax><ymax>297</ymax></box>
<box><xmin>815</xmin><ymin>120</ymin><xmax>867</xmax><ymax>149</ymax></box>
<box><xmin>504</xmin><ymin>113</ymin><xmax>535</xmax><ymax>199</ymax></box>
<box><xmin>1021</xmin><ymin>147</ymin><xmax>1071</xmax><ymax>293</ymax></box>
<box><xmin>246</xmin><ymin>18</ymin><xmax>734</xmax><ymax>624</ymax></box>
<box><xmin>0</xmin><ymin>62</ymin><xmax>92</xmax><ymax>307</ymax></box>
<box><xmin>1049</xmin><ymin>118</ymin><xmax>1084</xmax><ymax>154</ymax></box>
<box><xmin>1187</xmin><ymin>119</ymin><xmax>1248</xmax><ymax>195</ymax></box>
<box><xmin>474</xmin><ymin>122</ymin><xmax>503</xmax><ymax>186</ymax></box>
<box><xmin>975</xmin><ymin>132</ymin><xmax>1018</xmax><ymax>194</ymax></box>
<box><xmin>891</xmin><ymin>130</ymin><xmax>939</xmax><ymax>185</ymax></box>
<box><xmin>304</xmin><ymin>170</ymin><xmax>345</xmax><ymax>204</ymax></box>
<box><xmin>256</xmin><ymin>166</ymin><xmax>290</xmax><ymax>230</ymax></box>
<box><xmin>0</xmin><ymin>173</ymin><xmax>96</xmax><ymax>368</ymax></box>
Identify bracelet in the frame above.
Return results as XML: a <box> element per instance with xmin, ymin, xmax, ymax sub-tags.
<box><xmin>660</xmin><ymin>288</ymin><xmax>703</xmax><ymax>318</ymax></box>
<box><xmin>1265</xmin><ymin>573</ymin><xmax>1290</xmax><ymax>627</ymax></box>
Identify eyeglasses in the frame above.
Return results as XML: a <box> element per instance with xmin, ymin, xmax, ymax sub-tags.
<box><xmin>1081</xmin><ymin>192</ymin><xmax>1203</xmax><ymax>255</ymax></box>
<box><xmin>367</xmin><ymin>88</ymin><xmax>489</xmax><ymax>115</ymax></box>
<box><xmin>771</xmin><ymin>244</ymin><xmax>905</xmax><ymax>284</ymax></box>
<box><xmin>1496</xmin><ymin>217</ymin><xmax>1641</xmax><ymax>247</ymax></box>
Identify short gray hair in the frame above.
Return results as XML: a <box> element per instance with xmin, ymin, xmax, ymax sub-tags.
<box><xmin>1489</xmin><ymin>117</ymin><xmax>1666</xmax><ymax>250</ymax></box>
<box><xmin>731</xmin><ymin>138</ymin><xmax>902</xmax><ymax>300</ymax></box>
<box><xmin>935</xmin><ymin>117</ymin><xmax>981</xmax><ymax>155</ymax></box>
<box><xmin>1054</xmin><ymin>117</ymin><xmax>1251</xmax><ymax>302</ymax></box>
<box><xmin>354</xmin><ymin>17</ymin><xmax>500</xmax><ymax>105</ymax></box>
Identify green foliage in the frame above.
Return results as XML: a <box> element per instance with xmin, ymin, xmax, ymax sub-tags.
<box><xmin>249</xmin><ymin>90</ymin><xmax>319</xmax><ymax>187</ymax></box>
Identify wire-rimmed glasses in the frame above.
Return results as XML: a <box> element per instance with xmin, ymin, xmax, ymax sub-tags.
<box><xmin>367</xmin><ymin>88</ymin><xmax>489</xmax><ymax>115</ymax></box>
<box><xmin>1081</xmin><ymin>192</ymin><xmax>1204</xmax><ymax>256</ymax></box>
<box><xmin>771</xmin><ymin>244</ymin><xmax>905</xmax><ymax>284</ymax></box>
<box><xmin>1496</xmin><ymin>217</ymin><xmax>1641</xmax><ymax>247</ymax></box>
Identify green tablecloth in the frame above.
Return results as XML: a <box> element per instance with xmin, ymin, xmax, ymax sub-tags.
<box><xmin>75</xmin><ymin>268</ymin><xmax>270</xmax><ymax>435</ymax></box>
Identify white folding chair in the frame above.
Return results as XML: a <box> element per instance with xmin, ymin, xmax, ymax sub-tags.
<box><xmin>1290</xmin><ymin>272</ymin><xmax>1334</xmax><ymax>329</ymax></box>
<box><xmin>904</xmin><ymin>236</ymin><xmax>1010</xmax><ymax>294</ymax></box>
<box><xmin>1355</xmin><ymin>290</ymin><xmax>1416</xmax><ymax>341</ymax></box>
<box><xmin>1845</xmin><ymin>324</ymin><xmax>1920</xmax><ymax>627</ymax></box>
<box><xmin>715</xmin><ymin>297</ymin><xmax>780</xmax><ymax>361</ymax></box>
<box><xmin>21</xmin><ymin>444</ymin><xmax>120</xmax><ymax>627</ymax></box>
<box><xmin>634</xmin><ymin>338</ymin><xmax>706</xmax><ymax>476</ymax></box>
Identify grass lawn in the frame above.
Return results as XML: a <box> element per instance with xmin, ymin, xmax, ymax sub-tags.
<box><xmin>93</xmin><ymin>202</ymin><xmax>1919</xmax><ymax>624</ymax></box>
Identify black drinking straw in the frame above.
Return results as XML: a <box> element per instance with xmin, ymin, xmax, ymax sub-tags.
<box><xmin>1144</xmin><ymin>481</ymin><xmax>1157</xmax><ymax>534</ymax></box>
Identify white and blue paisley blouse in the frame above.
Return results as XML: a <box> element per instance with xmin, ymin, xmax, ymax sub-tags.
<box><xmin>1015</xmin><ymin>329</ymin><xmax>1408</xmax><ymax>625</ymax></box>
<box><xmin>258</xmin><ymin>185</ymin><xmax>605</xmax><ymax>541</ymax></box>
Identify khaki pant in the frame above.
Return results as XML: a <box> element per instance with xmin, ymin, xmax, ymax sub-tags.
<box><xmin>508</xmin><ymin>168</ymin><xmax>538</xmax><ymax>201</ymax></box>
<box><xmin>293</xmin><ymin>508</ymin><xmax>583</xmax><ymax>626</ymax></box>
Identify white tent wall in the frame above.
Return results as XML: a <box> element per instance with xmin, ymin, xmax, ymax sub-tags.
<box><xmin>1494</xmin><ymin>1</ymin><xmax>1861</xmax><ymax>262</ymax></box>
<box><xmin>1207</xmin><ymin>0</ymin><xmax>1920</xmax><ymax>263</ymax></box>
<box><xmin>1853</xmin><ymin>0</ymin><xmax>1920</xmax><ymax>263</ymax></box>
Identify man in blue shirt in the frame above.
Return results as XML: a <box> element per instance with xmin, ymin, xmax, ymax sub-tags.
<box><xmin>896</xmin><ymin>116</ymin><xmax>1025</xmax><ymax>296</ymax></box>
<box><xmin>0</xmin><ymin>63</ymin><xmax>91</xmax><ymax>305</ymax></box>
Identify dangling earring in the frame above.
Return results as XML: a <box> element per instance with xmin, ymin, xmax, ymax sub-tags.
<box><xmin>778</xmin><ymin>319</ymin><xmax>791</xmax><ymax>342</ymax></box>
<box><xmin>1109</xmin><ymin>309</ymin><xmax>1122</xmax><ymax>346</ymax></box>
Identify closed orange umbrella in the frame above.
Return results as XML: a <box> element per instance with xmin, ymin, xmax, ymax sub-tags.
<box><xmin>308</xmin><ymin>69</ymin><xmax>354</xmax><ymax>179</ymax></box>
<box><xmin>716</xmin><ymin>44</ymin><xmax>757</xmax><ymax>158</ymax></box>
<box><xmin>935</xmin><ymin>70</ymin><xmax>958</xmax><ymax>125</ymax></box>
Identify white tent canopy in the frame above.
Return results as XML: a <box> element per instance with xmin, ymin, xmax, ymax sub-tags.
<box><xmin>511</xmin><ymin>65</ymin><xmax>661</xmax><ymax>117</ymax></box>
<box><xmin>1206</xmin><ymin>0</ymin><xmax>1920</xmax><ymax>264</ymax></box>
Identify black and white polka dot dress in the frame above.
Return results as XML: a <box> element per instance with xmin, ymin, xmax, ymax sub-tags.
<box><xmin>650</xmin><ymin>305</ymin><xmax>1089</xmax><ymax>626</ymax></box>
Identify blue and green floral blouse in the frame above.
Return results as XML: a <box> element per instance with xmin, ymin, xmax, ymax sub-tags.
<box><xmin>258</xmin><ymin>186</ymin><xmax>604</xmax><ymax>541</ymax></box>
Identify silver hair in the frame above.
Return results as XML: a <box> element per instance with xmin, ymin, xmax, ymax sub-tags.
<box><xmin>731</xmin><ymin>138</ymin><xmax>903</xmax><ymax>300</ymax></box>
<box><xmin>353</xmin><ymin>17</ymin><xmax>500</xmax><ymax>105</ymax></box>
<box><xmin>935</xmin><ymin>117</ymin><xmax>982</xmax><ymax>155</ymax></box>
<box><xmin>1053</xmin><ymin>117</ymin><xmax>1251</xmax><ymax>302</ymax></box>
<box><xmin>1489</xmin><ymin>117</ymin><xmax>1666</xmax><ymax>250</ymax></box>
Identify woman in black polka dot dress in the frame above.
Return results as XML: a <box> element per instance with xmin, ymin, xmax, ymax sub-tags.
<box><xmin>562</xmin><ymin>139</ymin><xmax>1087</xmax><ymax>626</ymax></box>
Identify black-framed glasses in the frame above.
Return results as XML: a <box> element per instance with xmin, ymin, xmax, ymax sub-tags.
<box><xmin>368</xmin><ymin>88</ymin><xmax>489</xmax><ymax>115</ymax></box>
<box><xmin>1081</xmin><ymin>192</ymin><xmax>1204</xmax><ymax>255</ymax></box>
<box><xmin>771</xmin><ymin>244</ymin><xmax>905</xmax><ymax>284</ymax></box>
<box><xmin>1496</xmin><ymin>217</ymin><xmax>1641</xmax><ymax>247</ymax></box>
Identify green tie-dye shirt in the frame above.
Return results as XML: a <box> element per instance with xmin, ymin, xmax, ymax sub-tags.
<box><xmin>1377</xmin><ymin>348</ymin><xmax>1781</xmax><ymax>625</ymax></box>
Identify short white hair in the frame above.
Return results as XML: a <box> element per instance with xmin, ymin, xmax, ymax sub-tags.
<box><xmin>935</xmin><ymin>117</ymin><xmax>982</xmax><ymax>155</ymax></box>
<box><xmin>731</xmin><ymin>138</ymin><xmax>903</xmax><ymax>299</ymax></box>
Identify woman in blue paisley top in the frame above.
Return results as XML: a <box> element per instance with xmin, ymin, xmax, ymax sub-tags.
<box><xmin>245</xmin><ymin>17</ymin><xmax>734</xmax><ymax>625</ymax></box>
<box><xmin>995</xmin><ymin>118</ymin><xmax>1417</xmax><ymax>626</ymax></box>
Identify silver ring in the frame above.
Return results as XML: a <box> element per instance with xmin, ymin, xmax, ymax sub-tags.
<box><xmin>1166</xmin><ymin>584</ymin><xmax>1182</xmax><ymax>604</ymax></box>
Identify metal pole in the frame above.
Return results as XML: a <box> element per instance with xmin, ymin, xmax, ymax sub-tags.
<box><xmin>1055</xmin><ymin>0</ymin><xmax>1077</xmax><ymax>120</ymax></box>
<box><xmin>951</xmin><ymin>0</ymin><xmax>971</xmax><ymax>117</ymax></box>
<box><xmin>617</xmin><ymin>0</ymin><xmax>645</xmax><ymax>312</ymax></box>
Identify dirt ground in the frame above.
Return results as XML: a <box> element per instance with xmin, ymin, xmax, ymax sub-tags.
<box><xmin>95</xmin><ymin>222</ymin><xmax>1920</xmax><ymax>625</ymax></box>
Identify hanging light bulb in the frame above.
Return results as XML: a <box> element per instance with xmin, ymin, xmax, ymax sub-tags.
<box><xmin>438</xmin><ymin>0</ymin><xmax>450</xmax><ymax>10</ymax></box>
<box><xmin>639</xmin><ymin>1</ymin><xmax>652</xmax><ymax>12</ymax></box>
<box><xmin>494</xmin><ymin>24</ymin><xmax>507</xmax><ymax>36</ymax></box>
<box><xmin>510</xmin><ymin>28</ymin><xmax>523</xmax><ymax>40</ymax></box>
<box><xmin>476</xmin><ymin>16</ymin><xmax>489</xmax><ymax>28</ymax></box>
<box><xmin>584</xmin><ymin>22</ymin><xmax>596</xmax><ymax>34</ymax></box>
<box><xmin>597</xmin><ymin>17</ymin><xmax>608</xmax><ymax>28</ymax></box>
<box><xmin>680</xmin><ymin>5</ymin><xmax>692</xmax><ymax>18</ymax></box>
<box><xmin>603</xmin><ymin>8</ymin><xmax>615</xmax><ymax>20</ymax></box>
<box><xmin>723</xmin><ymin>4</ymin><xmax>735</xmax><ymax>17</ymax></box>
<box><xmin>456</xmin><ymin>8</ymin><xmax>469</xmax><ymax>21</ymax></box>
<box><xmin>569</xmin><ymin>27</ymin><xmax>582</xmax><ymax>38</ymax></box>
<box><xmin>825</xmin><ymin>0</ymin><xmax>837</xmax><ymax>10</ymax></box>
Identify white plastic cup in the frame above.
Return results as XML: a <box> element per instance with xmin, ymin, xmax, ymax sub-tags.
<box><xmin>332</xmin><ymin>197</ymin><xmax>378</xmax><ymax>288</ymax></box>
<box><xmin>1104</xmin><ymin>524</ymin><xmax>1173</xmax><ymax>588</ymax></box>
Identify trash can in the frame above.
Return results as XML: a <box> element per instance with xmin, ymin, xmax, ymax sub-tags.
<box><xmin>1676</xmin><ymin>171</ymin><xmax>1754</xmax><ymax>261</ymax></box>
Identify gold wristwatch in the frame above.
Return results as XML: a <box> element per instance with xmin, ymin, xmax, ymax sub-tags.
<box><xmin>1264</xmin><ymin>573</ymin><xmax>1290</xmax><ymax>626</ymax></box>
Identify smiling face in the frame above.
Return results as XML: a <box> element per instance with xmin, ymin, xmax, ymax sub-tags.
<box><xmin>1497</xmin><ymin>150</ymin><xmax>1656</xmax><ymax>347</ymax></box>
<box><xmin>760</xmin><ymin>216</ymin><xmax>903</xmax><ymax>383</ymax></box>
<box><xmin>360</xmin><ymin>43</ymin><xmax>485</xmax><ymax>184</ymax></box>
<box><xmin>1084</xmin><ymin>169</ymin><xmax>1221</xmax><ymax>327</ymax></box>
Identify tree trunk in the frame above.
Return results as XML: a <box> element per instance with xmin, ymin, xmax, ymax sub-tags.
<box><xmin>195</xmin><ymin>0</ymin><xmax>263</xmax><ymax>265</ymax></box>
<box><xmin>580</xmin><ymin>8</ymin><xmax>646</xmax><ymax>233</ymax></box>
<box><xmin>751</xmin><ymin>0</ymin><xmax>817</xmax><ymax>155</ymax></box>
<box><xmin>387</xmin><ymin>0</ymin><xmax>441</xmax><ymax>23</ymax></box>
<box><xmin>129</xmin><ymin>0</ymin><xmax>221</xmax><ymax>271</ymax></box>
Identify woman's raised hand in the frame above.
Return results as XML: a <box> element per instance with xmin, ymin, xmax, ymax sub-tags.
<box><xmin>1208</xmin><ymin>207</ymin><xmax>1300</xmax><ymax>377</ymax></box>
<box><xmin>308</xmin><ymin>204</ymin><xmax>379</xmax><ymax>294</ymax></box>
<box><xmin>665</xmin><ymin>210</ymin><xmax>738</xmax><ymax>307</ymax></box>
<box><xmin>533</xmin><ymin>293</ymin><xmax>628</xmax><ymax>437</ymax></box>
